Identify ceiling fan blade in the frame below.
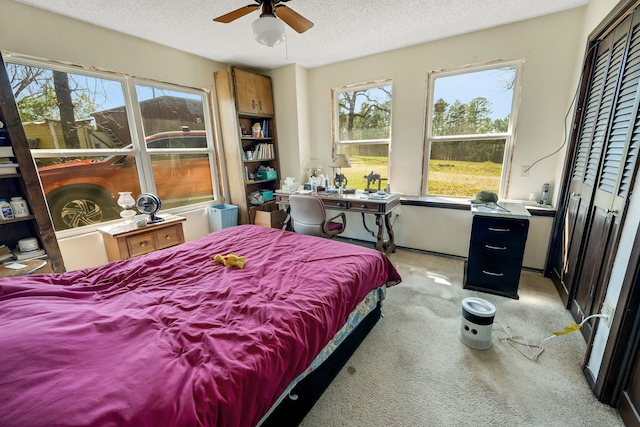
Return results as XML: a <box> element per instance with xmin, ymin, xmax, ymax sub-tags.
<box><xmin>275</xmin><ymin>5</ymin><xmax>314</xmax><ymax>33</ymax></box>
<box><xmin>213</xmin><ymin>5</ymin><xmax>259</xmax><ymax>23</ymax></box>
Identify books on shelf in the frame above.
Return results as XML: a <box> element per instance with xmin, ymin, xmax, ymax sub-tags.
<box><xmin>0</xmin><ymin>245</ymin><xmax>13</xmax><ymax>262</ymax></box>
<box><xmin>0</xmin><ymin>158</ymin><xmax>18</xmax><ymax>175</ymax></box>
<box><xmin>244</xmin><ymin>143</ymin><xmax>274</xmax><ymax>161</ymax></box>
<box><xmin>13</xmin><ymin>248</ymin><xmax>47</xmax><ymax>261</ymax></box>
<box><xmin>0</xmin><ymin>146</ymin><xmax>14</xmax><ymax>157</ymax></box>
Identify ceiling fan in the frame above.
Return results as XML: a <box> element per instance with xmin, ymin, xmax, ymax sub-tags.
<box><xmin>213</xmin><ymin>0</ymin><xmax>314</xmax><ymax>47</ymax></box>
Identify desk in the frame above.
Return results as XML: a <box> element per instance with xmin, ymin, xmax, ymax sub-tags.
<box><xmin>275</xmin><ymin>191</ymin><xmax>401</xmax><ymax>253</ymax></box>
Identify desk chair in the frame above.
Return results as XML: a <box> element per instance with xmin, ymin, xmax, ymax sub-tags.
<box><xmin>288</xmin><ymin>194</ymin><xmax>346</xmax><ymax>238</ymax></box>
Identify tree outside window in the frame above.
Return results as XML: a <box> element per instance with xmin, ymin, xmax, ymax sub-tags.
<box><xmin>333</xmin><ymin>81</ymin><xmax>391</xmax><ymax>191</ymax></box>
<box><xmin>7</xmin><ymin>58</ymin><xmax>217</xmax><ymax>231</ymax></box>
<box><xmin>425</xmin><ymin>62</ymin><xmax>520</xmax><ymax>198</ymax></box>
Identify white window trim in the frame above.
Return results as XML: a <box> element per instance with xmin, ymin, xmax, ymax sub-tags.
<box><xmin>422</xmin><ymin>59</ymin><xmax>524</xmax><ymax>198</ymax></box>
<box><xmin>4</xmin><ymin>53</ymin><xmax>221</xmax><ymax>238</ymax></box>
<box><xmin>332</xmin><ymin>79</ymin><xmax>393</xmax><ymax>146</ymax></box>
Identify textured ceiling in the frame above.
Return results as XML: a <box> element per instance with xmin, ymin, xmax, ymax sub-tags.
<box><xmin>14</xmin><ymin>0</ymin><xmax>589</xmax><ymax>70</ymax></box>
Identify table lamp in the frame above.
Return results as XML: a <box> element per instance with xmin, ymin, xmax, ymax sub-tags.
<box><xmin>329</xmin><ymin>154</ymin><xmax>351</xmax><ymax>189</ymax></box>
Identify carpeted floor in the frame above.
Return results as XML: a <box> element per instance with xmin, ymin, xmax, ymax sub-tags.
<box><xmin>300</xmin><ymin>248</ymin><xmax>624</xmax><ymax>426</ymax></box>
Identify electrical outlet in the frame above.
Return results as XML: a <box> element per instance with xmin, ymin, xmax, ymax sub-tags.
<box><xmin>601</xmin><ymin>300</ymin><xmax>614</xmax><ymax>328</ymax></box>
<box><xmin>521</xmin><ymin>166</ymin><xmax>530</xmax><ymax>177</ymax></box>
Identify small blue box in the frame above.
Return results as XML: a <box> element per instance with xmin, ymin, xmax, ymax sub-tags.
<box><xmin>256</xmin><ymin>170</ymin><xmax>278</xmax><ymax>180</ymax></box>
<box><xmin>259</xmin><ymin>189</ymin><xmax>274</xmax><ymax>201</ymax></box>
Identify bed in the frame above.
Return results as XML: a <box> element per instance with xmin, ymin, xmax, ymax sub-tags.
<box><xmin>0</xmin><ymin>224</ymin><xmax>401</xmax><ymax>427</ymax></box>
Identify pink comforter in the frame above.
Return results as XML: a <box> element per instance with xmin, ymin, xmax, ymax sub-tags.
<box><xmin>0</xmin><ymin>225</ymin><xmax>400</xmax><ymax>427</ymax></box>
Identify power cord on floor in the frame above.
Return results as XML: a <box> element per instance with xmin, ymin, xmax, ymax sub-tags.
<box><xmin>494</xmin><ymin>313</ymin><xmax>610</xmax><ymax>361</ymax></box>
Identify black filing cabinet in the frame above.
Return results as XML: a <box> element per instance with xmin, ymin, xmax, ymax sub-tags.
<box><xmin>464</xmin><ymin>215</ymin><xmax>529</xmax><ymax>299</ymax></box>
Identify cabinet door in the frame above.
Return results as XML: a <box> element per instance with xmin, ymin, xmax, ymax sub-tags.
<box><xmin>233</xmin><ymin>68</ymin><xmax>274</xmax><ymax>116</ymax></box>
<box><xmin>234</xmin><ymin>68</ymin><xmax>258</xmax><ymax>114</ymax></box>
<box><xmin>254</xmin><ymin>73</ymin><xmax>274</xmax><ymax>115</ymax></box>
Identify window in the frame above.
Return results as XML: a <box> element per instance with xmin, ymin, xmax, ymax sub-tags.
<box><xmin>6</xmin><ymin>56</ymin><xmax>218</xmax><ymax>231</ymax></box>
<box><xmin>424</xmin><ymin>61</ymin><xmax>521</xmax><ymax>198</ymax></box>
<box><xmin>333</xmin><ymin>80</ymin><xmax>391</xmax><ymax>190</ymax></box>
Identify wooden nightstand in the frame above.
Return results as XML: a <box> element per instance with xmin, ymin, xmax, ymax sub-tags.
<box><xmin>98</xmin><ymin>214</ymin><xmax>186</xmax><ymax>262</ymax></box>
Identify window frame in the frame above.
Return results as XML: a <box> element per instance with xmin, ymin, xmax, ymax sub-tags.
<box><xmin>331</xmin><ymin>79</ymin><xmax>393</xmax><ymax>187</ymax></box>
<box><xmin>422</xmin><ymin>59</ymin><xmax>523</xmax><ymax>198</ymax></box>
<box><xmin>5</xmin><ymin>54</ymin><xmax>220</xmax><ymax>237</ymax></box>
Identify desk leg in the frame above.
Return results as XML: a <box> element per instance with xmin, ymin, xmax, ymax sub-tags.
<box><xmin>384</xmin><ymin>212</ymin><xmax>396</xmax><ymax>253</ymax></box>
<box><xmin>375</xmin><ymin>214</ymin><xmax>385</xmax><ymax>253</ymax></box>
<box><xmin>362</xmin><ymin>212</ymin><xmax>395</xmax><ymax>254</ymax></box>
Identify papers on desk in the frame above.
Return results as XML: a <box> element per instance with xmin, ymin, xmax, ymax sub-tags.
<box><xmin>367</xmin><ymin>193</ymin><xmax>392</xmax><ymax>200</ymax></box>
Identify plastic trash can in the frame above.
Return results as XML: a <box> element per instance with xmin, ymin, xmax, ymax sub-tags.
<box><xmin>459</xmin><ymin>297</ymin><xmax>496</xmax><ymax>350</ymax></box>
<box><xmin>208</xmin><ymin>204</ymin><xmax>238</xmax><ymax>232</ymax></box>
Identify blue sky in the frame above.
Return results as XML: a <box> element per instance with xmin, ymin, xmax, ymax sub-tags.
<box><xmin>433</xmin><ymin>67</ymin><xmax>515</xmax><ymax>120</ymax></box>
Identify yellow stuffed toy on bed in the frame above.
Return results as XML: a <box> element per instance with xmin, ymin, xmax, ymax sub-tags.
<box><xmin>213</xmin><ymin>253</ymin><xmax>246</xmax><ymax>269</ymax></box>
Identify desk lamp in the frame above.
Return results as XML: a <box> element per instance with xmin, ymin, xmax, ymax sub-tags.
<box><xmin>329</xmin><ymin>154</ymin><xmax>351</xmax><ymax>191</ymax></box>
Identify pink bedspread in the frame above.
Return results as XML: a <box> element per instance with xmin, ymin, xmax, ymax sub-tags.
<box><xmin>0</xmin><ymin>225</ymin><xmax>400</xmax><ymax>427</ymax></box>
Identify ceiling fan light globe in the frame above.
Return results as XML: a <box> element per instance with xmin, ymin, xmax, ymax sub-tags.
<box><xmin>252</xmin><ymin>15</ymin><xmax>285</xmax><ymax>47</ymax></box>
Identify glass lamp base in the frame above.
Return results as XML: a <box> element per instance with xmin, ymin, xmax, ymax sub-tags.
<box><xmin>120</xmin><ymin>209</ymin><xmax>136</xmax><ymax>224</ymax></box>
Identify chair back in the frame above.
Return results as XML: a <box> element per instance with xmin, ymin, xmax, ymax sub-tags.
<box><xmin>289</xmin><ymin>194</ymin><xmax>345</xmax><ymax>238</ymax></box>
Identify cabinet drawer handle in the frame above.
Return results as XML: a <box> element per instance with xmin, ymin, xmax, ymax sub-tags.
<box><xmin>488</xmin><ymin>227</ymin><xmax>510</xmax><ymax>232</ymax></box>
<box><xmin>337</xmin><ymin>202</ymin><xmax>343</xmax><ymax>207</ymax></box>
<box><xmin>252</xmin><ymin>100</ymin><xmax>256</xmax><ymax>109</ymax></box>
<box><xmin>140</xmin><ymin>241</ymin><xmax>149</xmax><ymax>247</ymax></box>
<box><xmin>361</xmin><ymin>204</ymin><xmax>367</xmax><ymax>208</ymax></box>
<box><xmin>485</xmin><ymin>244</ymin><xmax>507</xmax><ymax>250</ymax></box>
<box><xmin>165</xmin><ymin>235</ymin><xmax>172</xmax><ymax>240</ymax></box>
<box><xmin>259</xmin><ymin>100</ymin><xmax>262</xmax><ymax>110</ymax></box>
<box><xmin>571</xmin><ymin>192</ymin><xmax>581</xmax><ymax>197</ymax></box>
<box><xmin>482</xmin><ymin>270</ymin><xmax>504</xmax><ymax>277</ymax></box>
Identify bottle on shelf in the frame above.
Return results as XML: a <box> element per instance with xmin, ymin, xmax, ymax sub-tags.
<box><xmin>0</xmin><ymin>199</ymin><xmax>13</xmax><ymax>220</ymax></box>
<box><xmin>10</xmin><ymin>196</ymin><xmax>30</xmax><ymax>217</ymax></box>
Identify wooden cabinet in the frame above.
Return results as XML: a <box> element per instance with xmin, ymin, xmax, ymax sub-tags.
<box><xmin>233</xmin><ymin>68</ymin><xmax>274</xmax><ymax>116</ymax></box>
<box><xmin>0</xmin><ymin>53</ymin><xmax>65</xmax><ymax>273</ymax></box>
<box><xmin>464</xmin><ymin>207</ymin><xmax>530</xmax><ymax>299</ymax></box>
<box><xmin>214</xmin><ymin>66</ymin><xmax>280</xmax><ymax>224</ymax></box>
<box><xmin>98</xmin><ymin>215</ymin><xmax>185</xmax><ymax>262</ymax></box>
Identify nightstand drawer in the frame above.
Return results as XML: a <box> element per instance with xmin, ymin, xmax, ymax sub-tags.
<box><xmin>465</xmin><ymin>252</ymin><xmax>523</xmax><ymax>296</ymax></box>
<box><xmin>471</xmin><ymin>216</ymin><xmax>529</xmax><ymax>242</ymax></box>
<box><xmin>154</xmin><ymin>225</ymin><xmax>182</xmax><ymax>250</ymax></box>
<box><xmin>470</xmin><ymin>234</ymin><xmax>527</xmax><ymax>258</ymax></box>
<box><xmin>127</xmin><ymin>232</ymin><xmax>156</xmax><ymax>257</ymax></box>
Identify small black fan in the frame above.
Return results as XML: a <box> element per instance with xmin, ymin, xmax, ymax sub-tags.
<box><xmin>135</xmin><ymin>193</ymin><xmax>163</xmax><ymax>224</ymax></box>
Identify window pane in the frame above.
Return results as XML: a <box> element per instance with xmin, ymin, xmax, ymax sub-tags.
<box><xmin>427</xmin><ymin>139</ymin><xmax>505</xmax><ymax>197</ymax></box>
<box><xmin>136</xmin><ymin>85</ymin><xmax>206</xmax><ymax>140</ymax></box>
<box><xmin>432</xmin><ymin>67</ymin><xmax>514</xmax><ymax>137</ymax></box>
<box><xmin>37</xmin><ymin>154</ymin><xmax>138</xmax><ymax>229</ymax></box>
<box><xmin>151</xmin><ymin>153</ymin><xmax>214</xmax><ymax>208</ymax></box>
<box><xmin>7</xmin><ymin>63</ymin><xmax>131</xmax><ymax>149</ymax></box>
<box><xmin>338</xmin><ymin>85</ymin><xmax>391</xmax><ymax>142</ymax></box>
<box><xmin>338</xmin><ymin>144</ymin><xmax>389</xmax><ymax>191</ymax></box>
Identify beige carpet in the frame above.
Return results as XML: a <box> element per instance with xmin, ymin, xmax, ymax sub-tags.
<box><xmin>300</xmin><ymin>249</ymin><xmax>624</xmax><ymax>427</ymax></box>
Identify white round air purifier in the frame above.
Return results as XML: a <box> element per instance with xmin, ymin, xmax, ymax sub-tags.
<box><xmin>459</xmin><ymin>297</ymin><xmax>496</xmax><ymax>350</ymax></box>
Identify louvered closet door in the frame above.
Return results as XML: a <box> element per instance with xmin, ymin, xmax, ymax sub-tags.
<box><xmin>572</xmin><ymin>13</ymin><xmax>640</xmax><ymax>341</ymax></box>
<box><xmin>559</xmin><ymin>25</ymin><xmax>625</xmax><ymax>306</ymax></box>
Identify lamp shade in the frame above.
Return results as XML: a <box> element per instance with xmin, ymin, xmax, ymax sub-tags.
<box><xmin>329</xmin><ymin>154</ymin><xmax>351</xmax><ymax>168</ymax></box>
<box><xmin>252</xmin><ymin>15</ymin><xmax>286</xmax><ymax>47</ymax></box>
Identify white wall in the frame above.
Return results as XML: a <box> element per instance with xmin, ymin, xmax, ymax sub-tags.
<box><xmin>271</xmin><ymin>8</ymin><xmax>583</xmax><ymax>269</ymax></box>
<box><xmin>0</xmin><ymin>0</ymin><xmax>228</xmax><ymax>270</ymax></box>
